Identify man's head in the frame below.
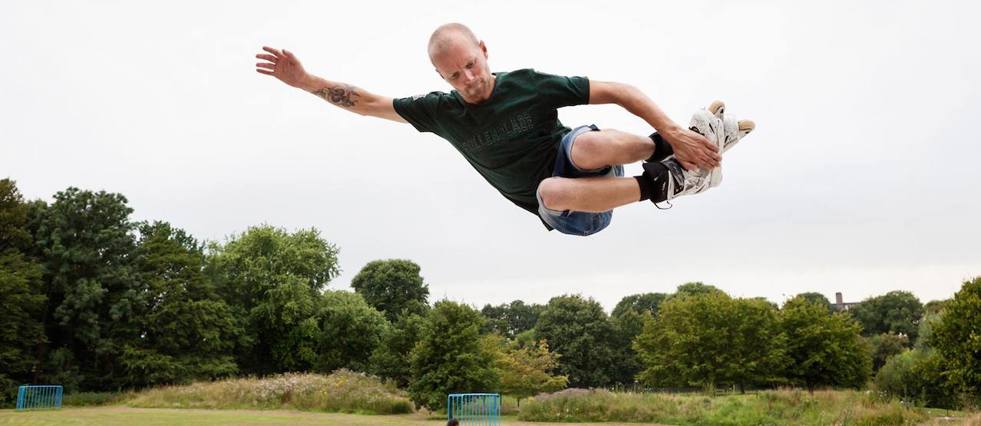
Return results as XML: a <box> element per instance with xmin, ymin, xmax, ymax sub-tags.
<box><xmin>428</xmin><ymin>23</ymin><xmax>494</xmax><ymax>104</ymax></box>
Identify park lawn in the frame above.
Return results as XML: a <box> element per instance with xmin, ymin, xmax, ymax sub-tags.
<box><xmin>0</xmin><ymin>407</ymin><xmax>671</xmax><ymax>426</ymax></box>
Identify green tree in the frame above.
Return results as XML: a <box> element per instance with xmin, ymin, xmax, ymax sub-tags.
<box><xmin>534</xmin><ymin>295</ymin><xmax>618</xmax><ymax>387</ymax></box>
<box><xmin>609</xmin><ymin>309</ymin><xmax>649</xmax><ymax>386</ymax></box>
<box><xmin>634</xmin><ymin>292</ymin><xmax>786</xmax><ymax>391</ymax></box>
<box><xmin>874</xmin><ymin>348</ymin><xmax>955</xmax><ymax>409</ymax></box>
<box><xmin>484</xmin><ymin>334</ymin><xmax>567</xmax><ymax>406</ymax></box>
<box><xmin>612</xmin><ymin>293</ymin><xmax>669</xmax><ymax>319</ymax></box>
<box><xmin>369</xmin><ymin>312</ymin><xmax>426</xmax><ymax>388</ymax></box>
<box><xmin>796</xmin><ymin>292</ymin><xmax>832</xmax><ymax>311</ymax></box>
<box><xmin>728</xmin><ymin>298</ymin><xmax>790</xmax><ymax>391</ymax></box>
<box><xmin>867</xmin><ymin>333</ymin><xmax>909</xmax><ymax>372</ymax></box>
<box><xmin>207</xmin><ymin>225</ymin><xmax>340</xmax><ymax>374</ymax></box>
<box><xmin>351</xmin><ymin>259</ymin><xmax>429</xmax><ymax>322</ymax></box>
<box><xmin>779</xmin><ymin>296</ymin><xmax>871</xmax><ymax>390</ymax></box>
<box><xmin>931</xmin><ymin>276</ymin><xmax>981</xmax><ymax>405</ymax></box>
<box><xmin>120</xmin><ymin>221</ymin><xmax>241</xmax><ymax>387</ymax></box>
<box><xmin>314</xmin><ymin>290</ymin><xmax>389</xmax><ymax>373</ymax></box>
<box><xmin>409</xmin><ymin>300</ymin><xmax>498</xmax><ymax>410</ymax></box>
<box><xmin>609</xmin><ymin>293</ymin><xmax>670</xmax><ymax>385</ymax></box>
<box><xmin>0</xmin><ymin>179</ymin><xmax>46</xmax><ymax>403</ymax></box>
<box><xmin>30</xmin><ymin>187</ymin><xmax>141</xmax><ymax>390</ymax></box>
<box><xmin>672</xmin><ymin>282</ymin><xmax>724</xmax><ymax>298</ymax></box>
<box><xmin>923</xmin><ymin>299</ymin><xmax>948</xmax><ymax>315</ymax></box>
<box><xmin>849</xmin><ymin>291</ymin><xmax>923</xmax><ymax>343</ymax></box>
<box><xmin>480</xmin><ymin>300</ymin><xmax>544</xmax><ymax>339</ymax></box>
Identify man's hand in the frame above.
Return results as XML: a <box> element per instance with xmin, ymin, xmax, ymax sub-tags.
<box><xmin>662</xmin><ymin>126</ymin><xmax>721</xmax><ymax>171</ymax></box>
<box><xmin>255</xmin><ymin>46</ymin><xmax>311</xmax><ymax>89</ymax></box>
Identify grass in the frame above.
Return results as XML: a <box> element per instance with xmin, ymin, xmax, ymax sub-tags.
<box><xmin>518</xmin><ymin>388</ymin><xmax>940</xmax><ymax>425</ymax></box>
<box><xmin>126</xmin><ymin>369</ymin><xmax>413</xmax><ymax>414</ymax></box>
<box><xmin>3</xmin><ymin>407</ymin><xmax>981</xmax><ymax>425</ymax></box>
<box><xmin>0</xmin><ymin>407</ymin><xmax>670</xmax><ymax>425</ymax></box>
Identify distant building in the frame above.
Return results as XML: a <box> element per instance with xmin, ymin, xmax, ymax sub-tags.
<box><xmin>834</xmin><ymin>292</ymin><xmax>860</xmax><ymax>311</ymax></box>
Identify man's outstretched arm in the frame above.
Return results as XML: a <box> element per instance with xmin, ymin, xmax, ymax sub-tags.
<box><xmin>256</xmin><ymin>46</ymin><xmax>407</xmax><ymax>123</ymax></box>
<box><xmin>589</xmin><ymin>80</ymin><xmax>720</xmax><ymax>171</ymax></box>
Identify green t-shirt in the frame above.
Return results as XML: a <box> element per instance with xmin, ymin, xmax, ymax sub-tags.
<box><xmin>393</xmin><ymin>69</ymin><xmax>590</xmax><ymax>217</ymax></box>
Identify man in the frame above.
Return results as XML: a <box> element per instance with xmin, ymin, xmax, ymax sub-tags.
<box><xmin>255</xmin><ymin>23</ymin><xmax>753</xmax><ymax>236</ymax></box>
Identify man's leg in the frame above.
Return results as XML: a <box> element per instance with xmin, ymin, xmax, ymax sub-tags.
<box><xmin>537</xmin><ymin>175</ymin><xmax>641</xmax><ymax>213</ymax></box>
<box><xmin>568</xmin><ymin>129</ymin><xmax>660</xmax><ymax>171</ymax></box>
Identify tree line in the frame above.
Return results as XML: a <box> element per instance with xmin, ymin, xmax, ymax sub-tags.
<box><xmin>1</xmin><ymin>179</ymin><xmax>978</xmax><ymax>409</ymax></box>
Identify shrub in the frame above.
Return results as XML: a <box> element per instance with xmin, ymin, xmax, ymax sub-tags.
<box><xmin>128</xmin><ymin>369</ymin><xmax>413</xmax><ymax>414</ymax></box>
<box><xmin>874</xmin><ymin>348</ymin><xmax>956</xmax><ymax>409</ymax></box>
<box><xmin>518</xmin><ymin>388</ymin><xmax>928</xmax><ymax>425</ymax></box>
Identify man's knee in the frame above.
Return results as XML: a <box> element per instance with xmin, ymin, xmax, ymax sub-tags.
<box><xmin>537</xmin><ymin>177</ymin><xmax>573</xmax><ymax>211</ymax></box>
<box><xmin>570</xmin><ymin>129</ymin><xmax>617</xmax><ymax>171</ymax></box>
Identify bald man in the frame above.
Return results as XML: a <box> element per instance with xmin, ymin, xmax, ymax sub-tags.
<box><xmin>256</xmin><ymin>23</ymin><xmax>753</xmax><ymax>236</ymax></box>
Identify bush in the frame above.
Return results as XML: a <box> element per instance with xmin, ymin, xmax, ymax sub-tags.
<box><xmin>874</xmin><ymin>348</ymin><xmax>956</xmax><ymax>409</ymax></box>
<box><xmin>128</xmin><ymin>369</ymin><xmax>413</xmax><ymax>414</ymax></box>
<box><xmin>518</xmin><ymin>388</ymin><xmax>928</xmax><ymax>425</ymax></box>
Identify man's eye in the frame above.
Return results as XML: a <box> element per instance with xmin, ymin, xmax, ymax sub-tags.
<box><xmin>466</xmin><ymin>63</ymin><xmax>474</xmax><ymax>69</ymax></box>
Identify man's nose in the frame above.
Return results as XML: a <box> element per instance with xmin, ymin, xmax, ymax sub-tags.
<box><xmin>463</xmin><ymin>69</ymin><xmax>476</xmax><ymax>83</ymax></box>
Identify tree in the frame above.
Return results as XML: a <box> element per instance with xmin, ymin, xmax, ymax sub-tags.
<box><xmin>848</xmin><ymin>291</ymin><xmax>923</xmax><ymax>343</ymax></box>
<box><xmin>796</xmin><ymin>292</ymin><xmax>832</xmax><ymax>311</ymax></box>
<box><xmin>634</xmin><ymin>292</ymin><xmax>786</xmax><ymax>391</ymax></box>
<box><xmin>369</xmin><ymin>312</ymin><xmax>426</xmax><ymax>388</ymax></box>
<box><xmin>874</xmin><ymin>348</ymin><xmax>955</xmax><ymax>409</ymax></box>
<box><xmin>727</xmin><ymin>298</ymin><xmax>790</xmax><ymax>391</ymax></box>
<box><xmin>612</xmin><ymin>293</ymin><xmax>669</xmax><ymax>319</ymax></box>
<box><xmin>409</xmin><ymin>301</ymin><xmax>498</xmax><ymax>410</ymax></box>
<box><xmin>207</xmin><ymin>225</ymin><xmax>340</xmax><ymax>374</ymax></box>
<box><xmin>931</xmin><ymin>276</ymin><xmax>981</xmax><ymax>405</ymax></box>
<box><xmin>0</xmin><ymin>179</ymin><xmax>46</xmax><ymax>403</ymax></box>
<box><xmin>314</xmin><ymin>290</ymin><xmax>389</xmax><ymax>373</ymax></box>
<box><xmin>30</xmin><ymin>187</ymin><xmax>141</xmax><ymax>390</ymax></box>
<box><xmin>534</xmin><ymin>295</ymin><xmax>618</xmax><ymax>387</ymax></box>
<box><xmin>120</xmin><ymin>221</ymin><xmax>241</xmax><ymax>387</ymax></box>
<box><xmin>609</xmin><ymin>308</ymin><xmax>649</xmax><ymax>386</ymax></box>
<box><xmin>867</xmin><ymin>333</ymin><xmax>909</xmax><ymax>372</ymax></box>
<box><xmin>480</xmin><ymin>300</ymin><xmax>544</xmax><ymax>339</ymax></box>
<box><xmin>609</xmin><ymin>293</ymin><xmax>670</xmax><ymax>385</ymax></box>
<box><xmin>484</xmin><ymin>334</ymin><xmax>567</xmax><ymax>406</ymax></box>
<box><xmin>672</xmin><ymin>282</ymin><xmax>724</xmax><ymax>298</ymax></box>
<box><xmin>351</xmin><ymin>259</ymin><xmax>430</xmax><ymax>322</ymax></box>
<box><xmin>779</xmin><ymin>296</ymin><xmax>871</xmax><ymax>390</ymax></box>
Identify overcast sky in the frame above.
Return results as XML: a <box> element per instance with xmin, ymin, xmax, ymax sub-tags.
<box><xmin>3</xmin><ymin>0</ymin><xmax>979</xmax><ymax>312</ymax></box>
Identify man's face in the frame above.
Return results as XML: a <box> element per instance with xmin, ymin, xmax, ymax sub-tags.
<box><xmin>431</xmin><ymin>39</ymin><xmax>493</xmax><ymax>104</ymax></box>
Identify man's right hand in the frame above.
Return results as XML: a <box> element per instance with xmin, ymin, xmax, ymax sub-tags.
<box><xmin>663</xmin><ymin>126</ymin><xmax>721</xmax><ymax>171</ymax></box>
<box><xmin>256</xmin><ymin>46</ymin><xmax>311</xmax><ymax>90</ymax></box>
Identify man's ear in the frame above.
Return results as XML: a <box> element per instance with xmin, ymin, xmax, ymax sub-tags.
<box><xmin>479</xmin><ymin>40</ymin><xmax>488</xmax><ymax>59</ymax></box>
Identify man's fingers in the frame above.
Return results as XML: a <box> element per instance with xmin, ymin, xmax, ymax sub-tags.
<box><xmin>256</xmin><ymin>53</ymin><xmax>278</xmax><ymax>62</ymax></box>
<box><xmin>262</xmin><ymin>46</ymin><xmax>283</xmax><ymax>58</ymax></box>
<box><xmin>256</xmin><ymin>62</ymin><xmax>276</xmax><ymax>70</ymax></box>
<box><xmin>256</xmin><ymin>69</ymin><xmax>274</xmax><ymax>75</ymax></box>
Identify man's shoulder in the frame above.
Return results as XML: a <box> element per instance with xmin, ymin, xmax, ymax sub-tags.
<box><xmin>403</xmin><ymin>90</ymin><xmax>452</xmax><ymax>102</ymax></box>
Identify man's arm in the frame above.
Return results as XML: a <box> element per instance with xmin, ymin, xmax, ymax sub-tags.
<box><xmin>256</xmin><ymin>46</ymin><xmax>407</xmax><ymax>123</ymax></box>
<box><xmin>589</xmin><ymin>80</ymin><xmax>720</xmax><ymax>171</ymax></box>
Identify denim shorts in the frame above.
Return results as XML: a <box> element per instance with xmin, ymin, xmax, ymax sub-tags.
<box><xmin>536</xmin><ymin>124</ymin><xmax>625</xmax><ymax>236</ymax></box>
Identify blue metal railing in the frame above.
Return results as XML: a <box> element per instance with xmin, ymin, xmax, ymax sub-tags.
<box><xmin>16</xmin><ymin>385</ymin><xmax>63</xmax><ymax>410</ymax></box>
<box><xmin>447</xmin><ymin>393</ymin><xmax>500</xmax><ymax>426</ymax></box>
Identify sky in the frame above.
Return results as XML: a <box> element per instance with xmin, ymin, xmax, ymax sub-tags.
<box><xmin>2</xmin><ymin>0</ymin><xmax>979</xmax><ymax>312</ymax></box>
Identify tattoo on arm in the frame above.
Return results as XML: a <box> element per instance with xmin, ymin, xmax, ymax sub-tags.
<box><xmin>313</xmin><ymin>84</ymin><xmax>360</xmax><ymax>107</ymax></box>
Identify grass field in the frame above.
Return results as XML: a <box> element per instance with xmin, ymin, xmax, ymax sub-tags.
<box><xmin>0</xmin><ymin>407</ymin><xmax>670</xmax><ymax>426</ymax></box>
<box><xmin>2</xmin><ymin>406</ymin><xmax>979</xmax><ymax>425</ymax></box>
